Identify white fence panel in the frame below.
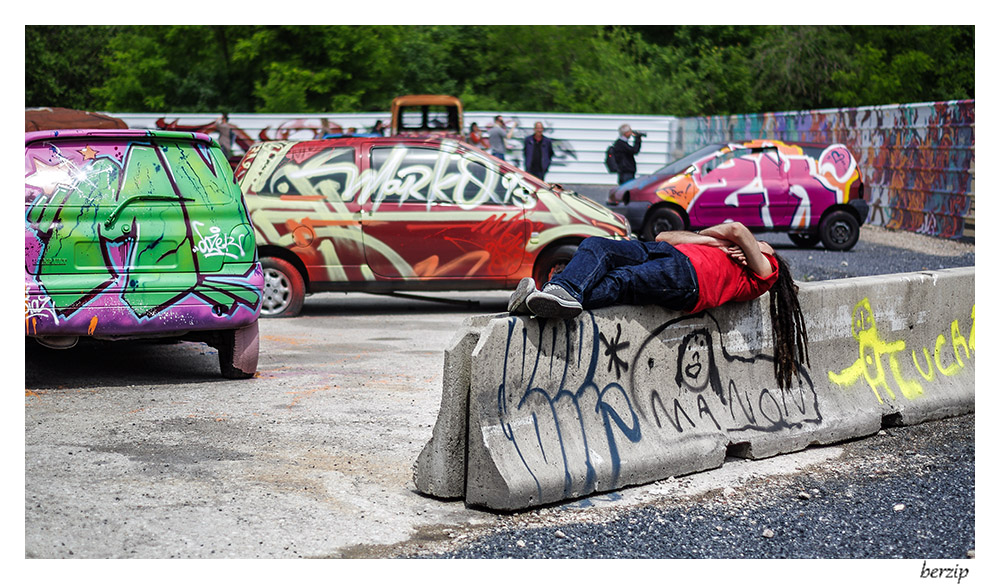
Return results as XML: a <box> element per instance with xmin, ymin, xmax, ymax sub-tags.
<box><xmin>115</xmin><ymin>111</ymin><xmax>679</xmax><ymax>186</ymax></box>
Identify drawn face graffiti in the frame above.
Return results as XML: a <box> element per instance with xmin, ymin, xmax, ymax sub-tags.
<box><xmin>676</xmin><ymin>329</ymin><xmax>712</xmax><ymax>392</ymax></box>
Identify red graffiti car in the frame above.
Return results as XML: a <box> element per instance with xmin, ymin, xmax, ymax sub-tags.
<box><xmin>235</xmin><ymin>136</ymin><xmax>631</xmax><ymax>317</ymax></box>
<box><xmin>605</xmin><ymin>140</ymin><xmax>868</xmax><ymax>250</ymax></box>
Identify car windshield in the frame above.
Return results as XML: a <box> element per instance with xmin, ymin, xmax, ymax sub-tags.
<box><xmin>398</xmin><ymin>105</ymin><xmax>460</xmax><ymax>132</ymax></box>
<box><xmin>652</xmin><ymin>144</ymin><xmax>724</xmax><ymax>176</ymax></box>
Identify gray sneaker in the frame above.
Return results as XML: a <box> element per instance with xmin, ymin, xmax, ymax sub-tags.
<box><xmin>526</xmin><ymin>283</ymin><xmax>582</xmax><ymax>319</ymax></box>
<box><xmin>507</xmin><ymin>277</ymin><xmax>536</xmax><ymax>315</ymax></box>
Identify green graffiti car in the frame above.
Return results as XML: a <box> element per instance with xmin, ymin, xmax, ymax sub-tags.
<box><xmin>25</xmin><ymin>129</ymin><xmax>264</xmax><ymax>378</ymax></box>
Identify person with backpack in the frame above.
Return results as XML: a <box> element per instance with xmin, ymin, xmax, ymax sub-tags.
<box><xmin>609</xmin><ymin>124</ymin><xmax>644</xmax><ymax>185</ymax></box>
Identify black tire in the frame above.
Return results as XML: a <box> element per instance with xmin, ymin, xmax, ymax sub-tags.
<box><xmin>533</xmin><ymin>244</ymin><xmax>578</xmax><ymax>286</ymax></box>
<box><xmin>260</xmin><ymin>256</ymin><xmax>305</xmax><ymax>318</ymax></box>
<box><xmin>788</xmin><ymin>232</ymin><xmax>820</xmax><ymax>248</ymax></box>
<box><xmin>218</xmin><ymin>320</ymin><xmax>259</xmax><ymax>379</ymax></box>
<box><xmin>642</xmin><ymin>207</ymin><xmax>685</xmax><ymax>241</ymax></box>
<box><xmin>819</xmin><ymin>210</ymin><xmax>860</xmax><ymax>251</ymax></box>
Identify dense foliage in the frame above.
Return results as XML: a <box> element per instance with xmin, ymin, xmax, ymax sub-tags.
<box><xmin>26</xmin><ymin>25</ymin><xmax>974</xmax><ymax>115</ymax></box>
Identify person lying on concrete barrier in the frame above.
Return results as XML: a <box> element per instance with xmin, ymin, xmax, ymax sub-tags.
<box><xmin>508</xmin><ymin>221</ymin><xmax>810</xmax><ymax>391</ymax></box>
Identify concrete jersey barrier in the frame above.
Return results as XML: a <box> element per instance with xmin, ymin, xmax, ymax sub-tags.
<box><xmin>413</xmin><ymin>267</ymin><xmax>975</xmax><ymax>510</ymax></box>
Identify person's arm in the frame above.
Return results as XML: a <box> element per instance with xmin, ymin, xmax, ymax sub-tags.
<box><xmin>655</xmin><ymin>230</ymin><xmax>730</xmax><ymax>248</ymax></box>
<box><xmin>630</xmin><ymin>134</ymin><xmax>642</xmax><ymax>154</ymax></box>
<box><xmin>697</xmin><ymin>222</ymin><xmax>773</xmax><ymax>278</ymax></box>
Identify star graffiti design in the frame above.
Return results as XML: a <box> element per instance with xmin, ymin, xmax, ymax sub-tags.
<box><xmin>24</xmin><ymin>157</ymin><xmax>78</xmax><ymax>196</ymax></box>
<box><xmin>78</xmin><ymin>145</ymin><xmax>98</xmax><ymax>160</ymax></box>
<box><xmin>599</xmin><ymin>322</ymin><xmax>630</xmax><ymax>379</ymax></box>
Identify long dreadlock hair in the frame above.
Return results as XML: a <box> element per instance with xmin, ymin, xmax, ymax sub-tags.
<box><xmin>768</xmin><ymin>253</ymin><xmax>809</xmax><ymax>391</ymax></box>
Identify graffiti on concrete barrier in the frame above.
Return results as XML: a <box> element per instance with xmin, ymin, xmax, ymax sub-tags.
<box><xmin>827</xmin><ymin>298</ymin><xmax>975</xmax><ymax>404</ymax></box>
<box><xmin>629</xmin><ymin>315</ymin><xmax>819</xmax><ymax>434</ymax></box>
<box><xmin>498</xmin><ymin>317</ymin><xmax>641</xmax><ymax>495</ymax></box>
<box><xmin>496</xmin><ymin>311</ymin><xmax>817</xmax><ymax>498</ymax></box>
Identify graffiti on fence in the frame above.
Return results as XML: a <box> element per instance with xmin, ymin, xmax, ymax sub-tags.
<box><xmin>679</xmin><ymin>100</ymin><xmax>975</xmax><ymax>238</ymax></box>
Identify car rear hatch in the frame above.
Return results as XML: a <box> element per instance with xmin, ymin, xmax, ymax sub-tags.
<box><xmin>25</xmin><ymin>131</ymin><xmax>254</xmax><ymax>282</ymax></box>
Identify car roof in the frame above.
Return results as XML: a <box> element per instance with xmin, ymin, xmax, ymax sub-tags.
<box><xmin>732</xmin><ymin>139</ymin><xmax>840</xmax><ymax>149</ymax></box>
<box><xmin>260</xmin><ymin>135</ymin><xmax>471</xmax><ymax>149</ymax></box>
<box><xmin>25</xmin><ymin>129</ymin><xmax>216</xmax><ymax>146</ymax></box>
<box><xmin>391</xmin><ymin>95</ymin><xmax>462</xmax><ymax>108</ymax></box>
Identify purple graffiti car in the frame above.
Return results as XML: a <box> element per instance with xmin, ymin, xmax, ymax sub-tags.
<box><xmin>25</xmin><ymin>130</ymin><xmax>264</xmax><ymax>378</ymax></box>
<box><xmin>606</xmin><ymin>140</ymin><xmax>868</xmax><ymax>250</ymax></box>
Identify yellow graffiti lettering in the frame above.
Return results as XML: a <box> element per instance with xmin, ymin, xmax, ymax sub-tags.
<box><xmin>934</xmin><ymin>334</ymin><xmax>962</xmax><ymax>376</ymax></box>
<box><xmin>828</xmin><ymin>299</ymin><xmax>975</xmax><ymax>403</ymax></box>
<box><xmin>951</xmin><ymin>320</ymin><xmax>970</xmax><ymax>366</ymax></box>
<box><xmin>912</xmin><ymin>348</ymin><xmax>935</xmax><ymax>381</ymax></box>
<box><xmin>827</xmin><ymin>298</ymin><xmax>902</xmax><ymax>404</ymax></box>
<box><xmin>889</xmin><ymin>351</ymin><xmax>923</xmax><ymax>399</ymax></box>
<box><xmin>969</xmin><ymin>306</ymin><xmax>975</xmax><ymax>351</ymax></box>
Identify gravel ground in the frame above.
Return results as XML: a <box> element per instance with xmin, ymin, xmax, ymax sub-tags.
<box><xmin>755</xmin><ymin>225</ymin><xmax>975</xmax><ymax>282</ymax></box>
<box><xmin>397</xmin><ymin>414</ymin><xmax>975</xmax><ymax>559</ymax></box>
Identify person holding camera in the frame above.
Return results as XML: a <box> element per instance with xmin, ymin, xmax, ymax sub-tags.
<box><xmin>612</xmin><ymin>124</ymin><xmax>644</xmax><ymax>185</ymax></box>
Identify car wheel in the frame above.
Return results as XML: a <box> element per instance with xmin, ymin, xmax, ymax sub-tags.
<box><xmin>533</xmin><ymin>244</ymin><xmax>578</xmax><ymax>286</ymax></box>
<box><xmin>642</xmin><ymin>207</ymin><xmax>684</xmax><ymax>241</ymax></box>
<box><xmin>218</xmin><ymin>320</ymin><xmax>259</xmax><ymax>379</ymax></box>
<box><xmin>788</xmin><ymin>232</ymin><xmax>820</xmax><ymax>248</ymax></box>
<box><xmin>819</xmin><ymin>211</ymin><xmax>860</xmax><ymax>251</ymax></box>
<box><xmin>260</xmin><ymin>256</ymin><xmax>305</xmax><ymax>318</ymax></box>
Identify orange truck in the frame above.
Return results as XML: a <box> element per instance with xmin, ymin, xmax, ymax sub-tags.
<box><xmin>390</xmin><ymin>95</ymin><xmax>464</xmax><ymax>140</ymax></box>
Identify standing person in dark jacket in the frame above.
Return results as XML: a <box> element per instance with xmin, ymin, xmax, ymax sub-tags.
<box><xmin>613</xmin><ymin>123</ymin><xmax>644</xmax><ymax>184</ymax></box>
<box><xmin>524</xmin><ymin>121</ymin><xmax>555</xmax><ymax>181</ymax></box>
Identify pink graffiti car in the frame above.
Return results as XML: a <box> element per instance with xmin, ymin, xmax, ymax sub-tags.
<box><xmin>25</xmin><ymin>129</ymin><xmax>264</xmax><ymax>378</ymax></box>
<box><xmin>235</xmin><ymin>136</ymin><xmax>631</xmax><ymax>317</ymax></box>
<box><xmin>605</xmin><ymin>140</ymin><xmax>868</xmax><ymax>250</ymax></box>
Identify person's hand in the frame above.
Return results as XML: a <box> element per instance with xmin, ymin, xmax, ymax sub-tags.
<box><xmin>725</xmin><ymin>245</ymin><xmax>747</xmax><ymax>265</ymax></box>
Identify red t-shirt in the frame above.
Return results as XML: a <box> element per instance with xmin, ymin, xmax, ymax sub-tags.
<box><xmin>674</xmin><ymin>244</ymin><xmax>780</xmax><ymax>313</ymax></box>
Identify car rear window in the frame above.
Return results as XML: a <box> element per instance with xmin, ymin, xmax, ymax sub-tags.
<box><xmin>238</xmin><ymin>143</ymin><xmax>357</xmax><ymax>200</ymax></box>
<box><xmin>25</xmin><ymin>136</ymin><xmax>234</xmax><ymax>207</ymax></box>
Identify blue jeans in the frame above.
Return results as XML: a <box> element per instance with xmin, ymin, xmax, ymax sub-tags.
<box><xmin>549</xmin><ymin>238</ymin><xmax>699</xmax><ymax>311</ymax></box>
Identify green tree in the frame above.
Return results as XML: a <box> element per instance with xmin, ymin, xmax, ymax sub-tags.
<box><xmin>749</xmin><ymin>25</ymin><xmax>854</xmax><ymax>111</ymax></box>
<box><xmin>831</xmin><ymin>25</ymin><xmax>974</xmax><ymax>106</ymax></box>
<box><xmin>27</xmin><ymin>24</ymin><xmax>975</xmax><ymax>116</ymax></box>
<box><xmin>26</xmin><ymin>26</ymin><xmax>118</xmax><ymax>109</ymax></box>
<box><xmin>90</xmin><ymin>25</ymin><xmax>256</xmax><ymax>112</ymax></box>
